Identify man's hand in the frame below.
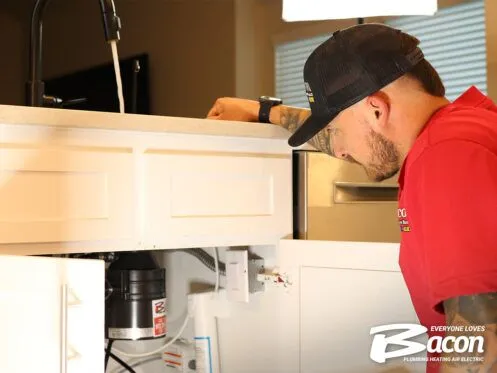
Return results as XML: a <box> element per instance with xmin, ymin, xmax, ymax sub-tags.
<box><xmin>441</xmin><ymin>292</ymin><xmax>497</xmax><ymax>372</ymax></box>
<box><xmin>206</xmin><ymin>97</ymin><xmax>259</xmax><ymax>122</ymax></box>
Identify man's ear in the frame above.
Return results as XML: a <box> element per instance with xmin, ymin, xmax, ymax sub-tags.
<box><xmin>365</xmin><ymin>92</ymin><xmax>390</xmax><ymax>132</ymax></box>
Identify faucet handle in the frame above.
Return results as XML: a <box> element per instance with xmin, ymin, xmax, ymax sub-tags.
<box><xmin>43</xmin><ymin>95</ymin><xmax>87</xmax><ymax>108</ymax></box>
<box><xmin>61</xmin><ymin>97</ymin><xmax>88</xmax><ymax>108</ymax></box>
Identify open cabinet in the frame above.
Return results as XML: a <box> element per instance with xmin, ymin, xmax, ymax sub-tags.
<box><xmin>0</xmin><ymin>239</ymin><xmax>426</xmax><ymax>373</ymax></box>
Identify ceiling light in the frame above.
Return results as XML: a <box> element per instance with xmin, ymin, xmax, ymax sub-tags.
<box><xmin>282</xmin><ymin>0</ymin><xmax>437</xmax><ymax>22</ymax></box>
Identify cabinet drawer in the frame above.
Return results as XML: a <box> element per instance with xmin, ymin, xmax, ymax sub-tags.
<box><xmin>0</xmin><ymin>145</ymin><xmax>135</xmax><ymax>244</ymax></box>
<box><xmin>143</xmin><ymin>150</ymin><xmax>292</xmax><ymax>248</ymax></box>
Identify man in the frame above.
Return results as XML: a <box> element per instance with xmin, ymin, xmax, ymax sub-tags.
<box><xmin>207</xmin><ymin>23</ymin><xmax>497</xmax><ymax>373</ymax></box>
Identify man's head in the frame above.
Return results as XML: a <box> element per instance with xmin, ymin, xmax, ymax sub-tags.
<box><xmin>288</xmin><ymin>23</ymin><xmax>447</xmax><ymax>182</ymax></box>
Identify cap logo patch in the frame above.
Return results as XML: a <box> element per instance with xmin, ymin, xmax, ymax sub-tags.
<box><xmin>304</xmin><ymin>82</ymin><xmax>314</xmax><ymax>103</ymax></box>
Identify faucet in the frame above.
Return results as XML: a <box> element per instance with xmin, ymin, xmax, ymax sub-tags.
<box><xmin>26</xmin><ymin>0</ymin><xmax>122</xmax><ymax>107</ymax></box>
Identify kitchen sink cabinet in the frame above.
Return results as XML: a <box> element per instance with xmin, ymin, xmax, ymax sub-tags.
<box><xmin>0</xmin><ymin>106</ymin><xmax>420</xmax><ymax>373</ymax></box>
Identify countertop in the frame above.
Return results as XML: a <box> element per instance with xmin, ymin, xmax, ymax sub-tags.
<box><xmin>0</xmin><ymin>104</ymin><xmax>292</xmax><ymax>140</ymax></box>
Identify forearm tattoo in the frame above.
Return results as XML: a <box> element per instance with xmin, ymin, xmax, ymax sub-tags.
<box><xmin>445</xmin><ymin>293</ymin><xmax>497</xmax><ymax>325</ymax></box>
<box><xmin>442</xmin><ymin>293</ymin><xmax>497</xmax><ymax>372</ymax></box>
<box><xmin>279</xmin><ymin>106</ymin><xmax>334</xmax><ymax>157</ymax></box>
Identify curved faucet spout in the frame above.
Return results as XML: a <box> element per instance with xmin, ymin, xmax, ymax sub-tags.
<box><xmin>26</xmin><ymin>0</ymin><xmax>51</xmax><ymax>107</ymax></box>
<box><xmin>26</xmin><ymin>0</ymin><xmax>122</xmax><ymax>107</ymax></box>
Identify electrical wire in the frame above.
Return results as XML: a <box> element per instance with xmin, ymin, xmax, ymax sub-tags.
<box><xmin>109</xmin><ymin>351</ymin><xmax>137</xmax><ymax>373</ymax></box>
<box><xmin>213</xmin><ymin>247</ymin><xmax>220</xmax><ymax>293</ymax></box>
<box><xmin>112</xmin><ymin>356</ymin><xmax>167</xmax><ymax>373</ymax></box>
<box><xmin>184</xmin><ymin>248</ymin><xmax>226</xmax><ymax>276</ymax></box>
<box><xmin>105</xmin><ymin>339</ymin><xmax>114</xmax><ymax>371</ymax></box>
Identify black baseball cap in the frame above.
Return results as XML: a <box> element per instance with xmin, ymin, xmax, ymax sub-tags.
<box><xmin>287</xmin><ymin>23</ymin><xmax>425</xmax><ymax>148</ymax></box>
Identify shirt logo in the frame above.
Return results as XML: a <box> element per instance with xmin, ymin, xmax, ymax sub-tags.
<box><xmin>398</xmin><ymin>208</ymin><xmax>411</xmax><ymax>232</ymax></box>
<box><xmin>304</xmin><ymin>82</ymin><xmax>314</xmax><ymax>103</ymax></box>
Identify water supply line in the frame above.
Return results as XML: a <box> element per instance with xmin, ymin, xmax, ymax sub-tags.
<box><xmin>26</xmin><ymin>0</ymin><xmax>122</xmax><ymax>107</ymax></box>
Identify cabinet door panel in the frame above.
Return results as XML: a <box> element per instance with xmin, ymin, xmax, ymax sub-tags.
<box><xmin>0</xmin><ymin>146</ymin><xmax>135</xmax><ymax>245</ymax></box>
<box><xmin>143</xmin><ymin>151</ymin><xmax>292</xmax><ymax>248</ymax></box>
<box><xmin>0</xmin><ymin>255</ymin><xmax>104</xmax><ymax>373</ymax></box>
<box><xmin>301</xmin><ymin>267</ymin><xmax>424</xmax><ymax>372</ymax></box>
<box><xmin>279</xmin><ymin>240</ymin><xmax>427</xmax><ymax>373</ymax></box>
<box><xmin>0</xmin><ymin>256</ymin><xmax>60</xmax><ymax>373</ymax></box>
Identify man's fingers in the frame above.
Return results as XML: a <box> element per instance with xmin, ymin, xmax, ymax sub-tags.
<box><xmin>207</xmin><ymin>100</ymin><xmax>223</xmax><ymax>118</ymax></box>
<box><xmin>206</xmin><ymin>107</ymin><xmax>218</xmax><ymax>118</ymax></box>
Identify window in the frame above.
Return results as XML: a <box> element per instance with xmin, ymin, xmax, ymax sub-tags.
<box><xmin>386</xmin><ymin>0</ymin><xmax>486</xmax><ymax>101</ymax></box>
<box><xmin>275</xmin><ymin>0</ymin><xmax>486</xmax><ymax>107</ymax></box>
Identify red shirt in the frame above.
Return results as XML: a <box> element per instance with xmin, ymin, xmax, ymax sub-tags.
<box><xmin>398</xmin><ymin>86</ymin><xmax>497</xmax><ymax>373</ymax></box>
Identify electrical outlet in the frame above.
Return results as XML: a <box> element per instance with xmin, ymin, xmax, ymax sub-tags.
<box><xmin>225</xmin><ymin>249</ymin><xmax>249</xmax><ymax>302</ymax></box>
<box><xmin>226</xmin><ymin>249</ymin><xmax>265</xmax><ymax>302</ymax></box>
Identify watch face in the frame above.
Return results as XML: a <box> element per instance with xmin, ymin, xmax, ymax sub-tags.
<box><xmin>259</xmin><ymin>96</ymin><xmax>283</xmax><ymax>104</ymax></box>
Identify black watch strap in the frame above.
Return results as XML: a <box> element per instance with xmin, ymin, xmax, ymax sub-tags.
<box><xmin>259</xmin><ymin>101</ymin><xmax>273</xmax><ymax>123</ymax></box>
<box><xmin>258</xmin><ymin>96</ymin><xmax>282</xmax><ymax>123</ymax></box>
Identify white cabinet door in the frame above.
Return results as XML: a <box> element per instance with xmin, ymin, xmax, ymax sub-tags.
<box><xmin>0</xmin><ymin>143</ymin><xmax>135</xmax><ymax>249</ymax></box>
<box><xmin>0</xmin><ymin>255</ymin><xmax>104</xmax><ymax>373</ymax></box>
<box><xmin>143</xmin><ymin>150</ymin><xmax>292</xmax><ymax>248</ymax></box>
<box><xmin>219</xmin><ymin>239</ymin><xmax>427</xmax><ymax>373</ymax></box>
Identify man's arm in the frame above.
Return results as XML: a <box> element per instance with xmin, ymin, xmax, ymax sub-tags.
<box><xmin>441</xmin><ymin>293</ymin><xmax>497</xmax><ymax>372</ymax></box>
<box><xmin>206</xmin><ymin>97</ymin><xmax>334</xmax><ymax>156</ymax></box>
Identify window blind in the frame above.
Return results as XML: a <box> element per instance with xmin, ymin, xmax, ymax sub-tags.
<box><xmin>275</xmin><ymin>0</ymin><xmax>487</xmax><ymax>108</ymax></box>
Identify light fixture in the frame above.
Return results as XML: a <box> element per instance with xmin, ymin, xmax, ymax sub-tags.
<box><xmin>282</xmin><ymin>0</ymin><xmax>437</xmax><ymax>22</ymax></box>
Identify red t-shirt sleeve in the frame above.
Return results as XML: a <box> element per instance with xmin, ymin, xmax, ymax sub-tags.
<box><xmin>410</xmin><ymin>139</ymin><xmax>497</xmax><ymax>314</ymax></box>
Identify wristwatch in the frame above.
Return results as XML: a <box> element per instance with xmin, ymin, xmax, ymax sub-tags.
<box><xmin>258</xmin><ymin>96</ymin><xmax>283</xmax><ymax>123</ymax></box>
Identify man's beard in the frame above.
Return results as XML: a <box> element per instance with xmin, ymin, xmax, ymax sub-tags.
<box><xmin>363</xmin><ymin>130</ymin><xmax>400</xmax><ymax>182</ymax></box>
